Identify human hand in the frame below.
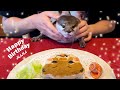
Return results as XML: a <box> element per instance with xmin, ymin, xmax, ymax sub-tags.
<box><xmin>69</xmin><ymin>11</ymin><xmax>92</xmax><ymax>42</ymax></box>
<box><xmin>59</xmin><ymin>11</ymin><xmax>92</xmax><ymax>42</ymax></box>
<box><xmin>32</xmin><ymin>11</ymin><xmax>63</xmax><ymax>41</ymax></box>
<box><xmin>75</xmin><ymin>20</ymin><xmax>92</xmax><ymax>42</ymax></box>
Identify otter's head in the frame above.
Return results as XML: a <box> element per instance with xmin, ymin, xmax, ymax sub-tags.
<box><xmin>56</xmin><ymin>15</ymin><xmax>80</xmax><ymax>38</ymax></box>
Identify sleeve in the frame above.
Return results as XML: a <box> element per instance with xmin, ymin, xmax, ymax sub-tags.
<box><xmin>87</xmin><ymin>10</ymin><xmax>117</xmax><ymax>24</ymax></box>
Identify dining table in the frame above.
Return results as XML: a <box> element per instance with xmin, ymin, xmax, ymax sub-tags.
<box><xmin>0</xmin><ymin>37</ymin><xmax>120</xmax><ymax>79</ymax></box>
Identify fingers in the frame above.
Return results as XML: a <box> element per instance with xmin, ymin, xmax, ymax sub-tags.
<box><xmin>45</xmin><ymin>19</ymin><xmax>59</xmax><ymax>34</ymax></box>
<box><xmin>75</xmin><ymin>20</ymin><xmax>89</xmax><ymax>39</ymax></box>
<box><xmin>45</xmin><ymin>31</ymin><xmax>62</xmax><ymax>41</ymax></box>
<box><xmin>76</xmin><ymin>30</ymin><xmax>89</xmax><ymax>39</ymax></box>
<box><xmin>35</xmin><ymin>11</ymin><xmax>61</xmax><ymax>39</ymax></box>
<box><xmin>84</xmin><ymin>32</ymin><xmax>92</xmax><ymax>42</ymax></box>
<box><xmin>40</xmin><ymin>11</ymin><xmax>60</xmax><ymax>33</ymax></box>
<box><xmin>75</xmin><ymin>20</ymin><xmax>88</xmax><ymax>36</ymax></box>
<box><xmin>41</xmin><ymin>26</ymin><xmax>62</xmax><ymax>41</ymax></box>
<box><xmin>79</xmin><ymin>20</ymin><xmax>88</xmax><ymax>29</ymax></box>
<box><xmin>76</xmin><ymin>24</ymin><xmax>88</xmax><ymax>35</ymax></box>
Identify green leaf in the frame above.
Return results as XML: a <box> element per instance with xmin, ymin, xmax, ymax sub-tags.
<box><xmin>16</xmin><ymin>66</ymin><xmax>35</xmax><ymax>79</ymax></box>
<box><xmin>16</xmin><ymin>60</ymin><xmax>42</xmax><ymax>79</ymax></box>
<box><xmin>32</xmin><ymin>61</ymin><xmax>42</xmax><ymax>74</ymax></box>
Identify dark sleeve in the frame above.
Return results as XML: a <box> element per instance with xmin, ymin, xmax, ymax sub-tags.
<box><xmin>87</xmin><ymin>10</ymin><xmax>120</xmax><ymax>38</ymax></box>
<box><xmin>87</xmin><ymin>10</ymin><xmax>116</xmax><ymax>24</ymax></box>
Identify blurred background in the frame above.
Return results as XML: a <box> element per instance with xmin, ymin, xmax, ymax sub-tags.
<box><xmin>0</xmin><ymin>16</ymin><xmax>5</xmax><ymax>36</ymax></box>
<box><xmin>0</xmin><ymin>10</ymin><xmax>120</xmax><ymax>38</ymax></box>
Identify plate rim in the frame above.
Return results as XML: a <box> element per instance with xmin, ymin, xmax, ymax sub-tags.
<box><xmin>7</xmin><ymin>48</ymin><xmax>116</xmax><ymax>79</ymax></box>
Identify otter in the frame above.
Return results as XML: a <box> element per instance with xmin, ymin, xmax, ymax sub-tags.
<box><xmin>32</xmin><ymin>12</ymin><xmax>86</xmax><ymax>48</ymax></box>
<box><xmin>56</xmin><ymin>15</ymin><xmax>86</xmax><ymax>48</ymax></box>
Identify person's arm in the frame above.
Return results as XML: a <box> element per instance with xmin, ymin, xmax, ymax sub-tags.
<box><xmin>88</xmin><ymin>20</ymin><xmax>116</xmax><ymax>36</ymax></box>
<box><xmin>2</xmin><ymin>14</ymin><xmax>37</xmax><ymax>36</ymax></box>
<box><xmin>75</xmin><ymin>20</ymin><xmax>116</xmax><ymax>42</ymax></box>
<box><xmin>2</xmin><ymin>11</ymin><xmax>63</xmax><ymax>42</ymax></box>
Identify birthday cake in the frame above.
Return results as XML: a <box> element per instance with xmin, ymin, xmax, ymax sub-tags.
<box><xmin>42</xmin><ymin>54</ymin><xmax>85</xmax><ymax>79</ymax></box>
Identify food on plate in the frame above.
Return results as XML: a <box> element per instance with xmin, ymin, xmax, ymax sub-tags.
<box><xmin>89</xmin><ymin>62</ymin><xmax>103</xmax><ymax>79</ymax></box>
<box><xmin>42</xmin><ymin>54</ymin><xmax>85</xmax><ymax>79</ymax></box>
<box><xmin>16</xmin><ymin>60</ymin><xmax>42</xmax><ymax>79</ymax></box>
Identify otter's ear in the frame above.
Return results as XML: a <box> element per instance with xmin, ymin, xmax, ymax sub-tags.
<box><xmin>61</xmin><ymin>11</ymin><xmax>71</xmax><ymax>16</ymax></box>
<box><xmin>70</xmin><ymin>11</ymin><xmax>82</xmax><ymax>20</ymax></box>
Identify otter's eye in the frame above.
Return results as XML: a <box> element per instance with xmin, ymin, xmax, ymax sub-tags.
<box><xmin>42</xmin><ymin>68</ymin><xmax>45</xmax><ymax>72</ymax></box>
<box><xmin>68</xmin><ymin>60</ymin><xmax>74</xmax><ymax>64</ymax></box>
<box><xmin>52</xmin><ymin>61</ymin><xmax>57</xmax><ymax>63</ymax></box>
<box><xmin>72</xmin><ymin>25</ymin><xmax>76</xmax><ymax>29</ymax></box>
<box><xmin>62</xmin><ymin>24</ymin><xmax>65</xmax><ymax>28</ymax></box>
<box><xmin>80</xmin><ymin>68</ymin><xmax>84</xmax><ymax>72</ymax></box>
<box><xmin>64</xmin><ymin>54</ymin><xmax>68</xmax><ymax>57</ymax></box>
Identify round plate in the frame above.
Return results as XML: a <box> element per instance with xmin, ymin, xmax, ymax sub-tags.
<box><xmin>7</xmin><ymin>48</ymin><xmax>116</xmax><ymax>79</ymax></box>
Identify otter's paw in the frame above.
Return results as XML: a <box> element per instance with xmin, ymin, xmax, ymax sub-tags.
<box><xmin>31</xmin><ymin>36</ymin><xmax>41</xmax><ymax>42</ymax></box>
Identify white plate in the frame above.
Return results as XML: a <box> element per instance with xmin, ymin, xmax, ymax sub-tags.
<box><xmin>7</xmin><ymin>48</ymin><xmax>116</xmax><ymax>79</ymax></box>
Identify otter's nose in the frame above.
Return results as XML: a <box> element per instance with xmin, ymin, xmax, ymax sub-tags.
<box><xmin>67</xmin><ymin>30</ymin><xmax>72</xmax><ymax>33</ymax></box>
<box><xmin>65</xmin><ymin>28</ymin><xmax>74</xmax><ymax>33</ymax></box>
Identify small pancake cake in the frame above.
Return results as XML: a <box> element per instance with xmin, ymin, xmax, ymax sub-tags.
<box><xmin>42</xmin><ymin>54</ymin><xmax>84</xmax><ymax>79</ymax></box>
